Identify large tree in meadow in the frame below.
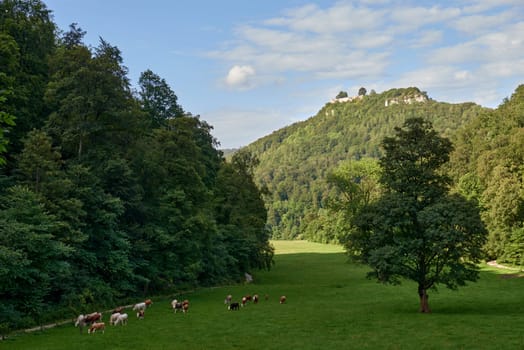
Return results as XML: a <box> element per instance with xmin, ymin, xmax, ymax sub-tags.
<box><xmin>348</xmin><ymin>118</ymin><xmax>487</xmax><ymax>313</ymax></box>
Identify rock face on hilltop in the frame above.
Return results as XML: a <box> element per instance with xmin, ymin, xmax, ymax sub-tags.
<box><xmin>244</xmin><ymin>87</ymin><xmax>486</xmax><ymax>241</ymax></box>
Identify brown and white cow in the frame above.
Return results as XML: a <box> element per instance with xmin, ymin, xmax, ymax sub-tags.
<box><xmin>88</xmin><ymin>322</ymin><xmax>105</xmax><ymax>334</ymax></box>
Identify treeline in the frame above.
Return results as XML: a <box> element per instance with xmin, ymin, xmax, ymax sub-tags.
<box><xmin>0</xmin><ymin>0</ymin><xmax>273</xmax><ymax>333</ymax></box>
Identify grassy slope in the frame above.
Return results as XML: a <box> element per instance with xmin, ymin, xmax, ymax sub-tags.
<box><xmin>1</xmin><ymin>241</ymin><xmax>523</xmax><ymax>350</ymax></box>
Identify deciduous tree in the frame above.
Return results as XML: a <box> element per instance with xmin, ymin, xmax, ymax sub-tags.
<box><xmin>348</xmin><ymin>118</ymin><xmax>487</xmax><ymax>313</ymax></box>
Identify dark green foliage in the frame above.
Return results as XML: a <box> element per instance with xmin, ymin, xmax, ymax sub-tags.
<box><xmin>347</xmin><ymin>118</ymin><xmax>487</xmax><ymax>312</ymax></box>
<box><xmin>0</xmin><ymin>1</ymin><xmax>273</xmax><ymax>332</ymax></box>
<box><xmin>0</xmin><ymin>185</ymin><xmax>72</xmax><ymax>332</ymax></box>
<box><xmin>336</xmin><ymin>90</ymin><xmax>348</xmax><ymax>99</ymax></box>
<box><xmin>450</xmin><ymin>85</ymin><xmax>524</xmax><ymax>262</ymax></box>
<box><xmin>0</xmin><ymin>0</ymin><xmax>55</xmax><ymax>162</ymax></box>
<box><xmin>138</xmin><ymin>69</ymin><xmax>184</xmax><ymax>128</ymax></box>
<box><xmin>246</xmin><ymin>87</ymin><xmax>485</xmax><ymax>242</ymax></box>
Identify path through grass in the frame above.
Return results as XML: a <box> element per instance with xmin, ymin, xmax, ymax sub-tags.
<box><xmin>1</xmin><ymin>240</ymin><xmax>523</xmax><ymax>349</ymax></box>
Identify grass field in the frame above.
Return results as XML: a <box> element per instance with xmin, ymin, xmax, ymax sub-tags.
<box><xmin>1</xmin><ymin>240</ymin><xmax>523</xmax><ymax>350</ymax></box>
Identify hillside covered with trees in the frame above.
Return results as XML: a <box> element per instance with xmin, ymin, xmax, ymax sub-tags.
<box><xmin>245</xmin><ymin>87</ymin><xmax>487</xmax><ymax>241</ymax></box>
<box><xmin>246</xmin><ymin>84</ymin><xmax>524</xmax><ymax>269</ymax></box>
<box><xmin>0</xmin><ymin>0</ymin><xmax>273</xmax><ymax>333</ymax></box>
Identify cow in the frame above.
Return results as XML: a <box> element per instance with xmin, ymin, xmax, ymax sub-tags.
<box><xmin>112</xmin><ymin>306</ymin><xmax>125</xmax><ymax>314</ymax></box>
<box><xmin>224</xmin><ymin>294</ymin><xmax>232</xmax><ymax>304</ymax></box>
<box><xmin>172</xmin><ymin>299</ymin><xmax>189</xmax><ymax>313</ymax></box>
<box><xmin>133</xmin><ymin>302</ymin><xmax>146</xmax><ymax>312</ymax></box>
<box><xmin>109</xmin><ymin>312</ymin><xmax>121</xmax><ymax>325</ymax></box>
<box><xmin>114</xmin><ymin>313</ymin><xmax>128</xmax><ymax>326</ymax></box>
<box><xmin>241</xmin><ymin>296</ymin><xmax>247</xmax><ymax>307</ymax></box>
<box><xmin>228</xmin><ymin>302</ymin><xmax>240</xmax><ymax>310</ymax></box>
<box><xmin>137</xmin><ymin>309</ymin><xmax>145</xmax><ymax>319</ymax></box>
<box><xmin>182</xmin><ymin>300</ymin><xmax>189</xmax><ymax>313</ymax></box>
<box><xmin>145</xmin><ymin>299</ymin><xmax>153</xmax><ymax>307</ymax></box>
<box><xmin>75</xmin><ymin>314</ymin><xmax>86</xmax><ymax>328</ymax></box>
<box><xmin>280</xmin><ymin>296</ymin><xmax>287</xmax><ymax>304</ymax></box>
<box><xmin>171</xmin><ymin>299</ymin><xmax>183</xmax><ymax>313</ymax></box>
<box><xmin>253</xmin><ymin>294</ymin><xmax>259</xmax><ymax>304</ymax></box>
<box><xmin>84</xmin><ymin>312</ymin><xmax>102</xmax><ymax>324</ymax></box>
<box><xmin>88</xmin><ymin>322</ymin><xmax>105</xmax><ymax>334</ymax></box>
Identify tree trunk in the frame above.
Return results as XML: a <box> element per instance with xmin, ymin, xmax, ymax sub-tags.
<box><xmin>418</xmin><ymin>285</ymin><xmax>431</xmax><ymax>313</ymax></box>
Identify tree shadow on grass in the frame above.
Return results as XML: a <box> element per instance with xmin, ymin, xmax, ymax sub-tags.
<box><xmin>388</xmin><ymin>269</ymin><xmax>524</xmax><ymax>316</ymax></box>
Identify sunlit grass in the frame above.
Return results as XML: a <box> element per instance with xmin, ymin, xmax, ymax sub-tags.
<box><xmin>1</xmin><ymin>240</ymin><xmax>523</xmax><ymax>349</ymax></box>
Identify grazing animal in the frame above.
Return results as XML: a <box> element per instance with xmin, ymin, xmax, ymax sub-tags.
<box><xmin>280</xmin><ymin>296</ymin><xmax>287</xmax><ymax>304</ymax></box>
<box><xmin>75</xmin><ymin>314</ymin><xmax>87</xmax><ymax>333</ymax></box>
<box><xmin>228</xmin><ymin>302</ymin><xmax>240</xmax><ymax>310</ymax></box>
<box><xmin>137</xmin><ymin>310</ymin><xmax>145</xmax><ymax>319</ymax></box>
<box><xmin>84</xmin><ymin>312</ymin><xmax>102</xmax><ymax>324</ymax></box>
<box><xmin>88</xmin><ymin>322</ymin><xmax>105</xmax><ymax>334</ymax></box>
<box><xmin>172</xmin><ymin>299</ymin><xmax>189</xmax><ymax>313</ymax></box>
<box><xmin>112</xmin><ymin>306</ymin><xmax>124</xmax><ymax>314</ymax></box>
<box><xmin>75</xmin><ymin>314</ymin><xmax>86</xmax><ymax>328</ymax></box>
<box><xmin>145</xmin><ymin>299</ymin><xmax>153</xmax><ymax>307</ymax></box>
<box><xmin>182</xmin><ymin>300</ymin><xmax>189</xmax><ymax>313</ymax></box>
<box><xmin>224</xmin><ymin>294</ymin><xmax>232</xmax><ymax>304</ymax></box>
<box><xmin>114</xmin><ymin>313</ymin><xmax>128</xmax><ymax>326</ymax></box>
<box><xmin>109</xmin><ymin>312</ymin><xmax>121</xmax><ymax>325</ymax></box>
<box><xmin>241</xmin><ymin>296</ymin><xmax>247</xmax><ymax>307</ymax></box>
<box><xmin>265</xmin><ymin>294</ymin><xmax>269</xmax><ymax>301</ymax></box>
<box><xmin>171</xmin><ymin>299</ymin><xmax>183</xmax><ymax>313</ymax></box>
<box><xmin>253</xmin><ymin>294</ymin><xmax>259</xmax><ymax>304</ymax></box>
<box><xmin>133</xmin><ymin>302</ymin><xmax>147</xmax><ymax>311</ymax></box>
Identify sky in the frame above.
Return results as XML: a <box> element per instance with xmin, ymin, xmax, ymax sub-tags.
<box><xmin>44</xmin><ymin>0</ymin><xmax>524</xmax><ymax>149</ymax></box>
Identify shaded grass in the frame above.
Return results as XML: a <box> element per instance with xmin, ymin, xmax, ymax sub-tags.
<box><xmin>1</xmin><ymin>241</ymin><xmax>523</xmax><ymax>349</ymax></box>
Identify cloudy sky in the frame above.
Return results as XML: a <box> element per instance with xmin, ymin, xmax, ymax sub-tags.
<box><xmin>45</xmin><ymin>0</ymin><xmax>524</xmax><ymax>149</ymax></box>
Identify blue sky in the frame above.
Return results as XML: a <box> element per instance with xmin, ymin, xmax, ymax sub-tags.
<box><xmin>44</xmin><ymin>0</ymin><xmax>524</xmax><ymax>149</ymax></box>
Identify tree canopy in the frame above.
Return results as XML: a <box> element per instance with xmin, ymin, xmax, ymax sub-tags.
<box><xmin>0</xmin><ymin>0</ymin><xmax>273</xmax><ymax>335</ymax></box>
<box><xmin>346</xmin><ymin>118</ymin><xmax>487</xmax><ymax>312</ymax></box>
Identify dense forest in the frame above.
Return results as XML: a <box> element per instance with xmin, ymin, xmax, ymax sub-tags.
<box><xmin>2</xmin><ymin>0</ymin><xmax>523</xmax><ymax>336</ymax></box>
<box><xmin>0</xmin><ymin>0</ymin><xmax>273</xmax><ymax>333</ymax></box>
<box><xmin>246</xmin><ymin>85</ymin><xmax>524</xmax><ymax>266</ymax></box>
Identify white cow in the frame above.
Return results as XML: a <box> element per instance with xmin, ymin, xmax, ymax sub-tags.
<box><xmin>114</xmin><ymin>313</ymin><xmax>128</xmax><ymax>326</ymax></box>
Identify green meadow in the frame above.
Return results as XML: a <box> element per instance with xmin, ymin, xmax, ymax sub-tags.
<box><xmin>1</xmin><ymin>240</ymin><xmax>523</xmax><ymax>350</ymax></box>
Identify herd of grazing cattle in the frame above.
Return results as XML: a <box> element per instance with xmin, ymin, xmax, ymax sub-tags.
<box><xmin>75</xmin><ymin>294</ymin><xmax>287</xmax><ymax>334</ymax></box>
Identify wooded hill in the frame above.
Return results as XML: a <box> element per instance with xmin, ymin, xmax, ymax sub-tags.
<box><xmin>245</xmin><ymin>85</ymin><xmax>524</xmax><ymax>266</ymax></box>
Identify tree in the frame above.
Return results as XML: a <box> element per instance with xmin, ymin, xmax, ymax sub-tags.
<box><xmin>0</xmin><ymin>185</ymin><xmax>72</xmax><ymax>332</ymax></box>
<box><xmin>358</xmin><ymin>87</ymin><xmax>367</xmax><ymax>96</ymax></box>
<box><xmin>336</xmin><ymin>91</ymin><xmax>348</xmax><ymax>99</ymax></box>
<box><xmin>138</xmin><ymin>69</ymin><xmax>184</xmax><ymax>129</ymax></box>
<box><xmin>0</xmin><ymin>32</ymin><xmax>18</xmax><ymax>165</ymax></box>
<box><xmin>348</xmin><ymin>118</ymin><xmax>487</xmax><ymax>313</ymax></box>
<box><xmin>327</xmin><ymin>157</ymin><xmax>382</xmax><ymax>248</ymax></box>
<box><xmin>0</xmin><ymin>0</ymin><xmax>56</xmax><ymax>161</ymax></box>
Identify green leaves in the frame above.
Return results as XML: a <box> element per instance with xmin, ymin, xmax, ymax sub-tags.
<box><xmin>345</xmin><ymin>118</ymin><xmax>487</xmax><ymax>311</ymax></box>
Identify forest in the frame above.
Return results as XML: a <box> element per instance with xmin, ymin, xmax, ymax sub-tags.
<box><xmin>0</xmin><ymin>0</ymin><xmax>273</xmax><ymax>333</ymax></box>
<box><xmin>2</xmin><ymin>0</ymin><xmax>524</xmax><ymax>336</ymax></box>
<box><xmin>246</xmin><ymin>85</ymin><xmax>524</xmax><ymax>266</ymax></box>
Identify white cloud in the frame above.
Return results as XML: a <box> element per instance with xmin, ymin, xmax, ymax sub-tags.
<box><xmin>451</xmin><ymin>11</ymin><xmax>517</xmax><ymax>34</ymax></box>
<box><xmin>268</xmin><ymin>3</ymin><xmax>385</xmax><ymax>34</ymax></box>
<box><xmin>410</xmin><ymin>30</ymin><xmax>443</xmax><ymax>48</ymax></box>
<box><xmin>209</xmin><ymin>0</ymin><xmax>523</xmax><ymax>115</ymax></box>
<box><xmin>390</xmin><ymin>5</ymin><xmax>462</xmax><ymax>31</ymax></box>
<box><xmin>225</xmin><ymin>65</ymin><xmax>256</xmax><ymax>89</ymax></box>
